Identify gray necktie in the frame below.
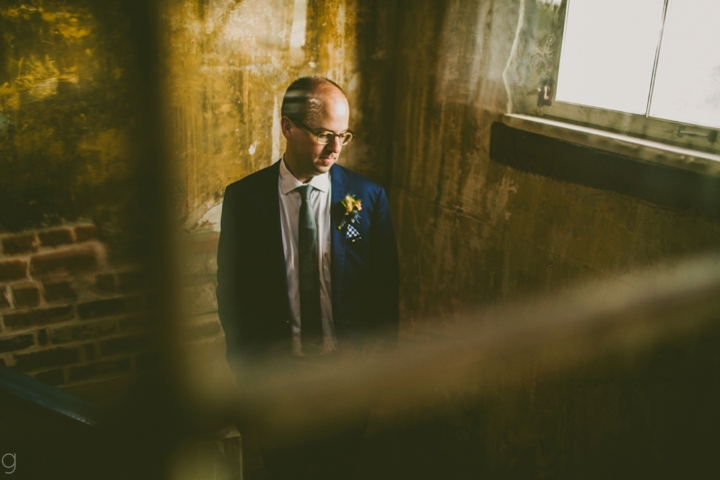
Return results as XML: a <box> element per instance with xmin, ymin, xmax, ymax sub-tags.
<box><xmin>296</xmin><ymin>185</ymin><xmax>322</xmax><ymax>341</ymax></box>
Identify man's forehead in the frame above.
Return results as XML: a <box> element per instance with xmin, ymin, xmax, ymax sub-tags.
<box><xmin>307</xmin><ymin>91</ymin><xmax>349</xmax><ymax>126</ymax></box>
<box><xmin>312</xmin><ymin>87</ymin><xmax>348</xmax><ymax>106</ymax></box>
<box><xmin>322</xmin><ymin>92</ymin><xmax>349</xmax><ymax>112</ymax></box>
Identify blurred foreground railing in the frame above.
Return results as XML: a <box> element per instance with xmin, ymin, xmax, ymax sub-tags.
<box><xmin>176</xmin><ymin>253</ymin><xmax>720</xmax><ymax>444</ymax></box>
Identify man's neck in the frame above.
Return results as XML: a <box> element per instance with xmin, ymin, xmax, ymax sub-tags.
<box><xmin>282</xmin><ymin>154</ymin><xmax>313</xmax><ymax>183</ymax></box>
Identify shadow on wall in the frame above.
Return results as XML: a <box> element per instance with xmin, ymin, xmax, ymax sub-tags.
<box><xmin>0</xmin><ymin>2</ymin><xmax>149</xmax><ymax>261</ymax></box>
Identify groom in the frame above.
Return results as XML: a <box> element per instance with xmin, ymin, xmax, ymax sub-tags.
<box><xmin>216</xmin><ymin>77</ymin><xmax>399</xmax><ymax>479</ymax></box>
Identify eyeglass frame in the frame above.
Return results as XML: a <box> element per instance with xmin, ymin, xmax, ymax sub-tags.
<box><xmin>288</xmin><ymin>117</ymin><xmax>354</xmax><ymax>146</ymax></box>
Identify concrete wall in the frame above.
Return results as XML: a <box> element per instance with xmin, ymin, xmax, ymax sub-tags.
<box><xmin>163</xmin><ymin>0</ymin><xmax>398</xmax><ymax>232</ymax></box>
<box><xmin>0</xmin><ymin>1</ymin><xmax>147</xmax><ymax>258</ymax></box>
<box><xmin>389</xmin><ymin>0</ymin><xmax>720</xmax><ymax>326</ymax></box>
<box><xmin>377</xmin><ymin>1</ymin><xmax>720</xmax><ymax>477</ymax></box>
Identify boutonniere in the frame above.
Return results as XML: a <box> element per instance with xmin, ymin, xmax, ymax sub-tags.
<box><xmin>338</xmin><ymin>194</ymin><xmax>362</xmax><ymax>233</ymax></box>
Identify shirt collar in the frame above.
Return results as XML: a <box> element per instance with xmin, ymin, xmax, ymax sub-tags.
<box><xmin>279</xmin><ymin>156</ymin><xmax>330</xmax><ymax>195</ymax></box>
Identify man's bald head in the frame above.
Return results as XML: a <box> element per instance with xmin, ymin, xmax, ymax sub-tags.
<box><xmin>281</xmin><ymin>77</ymin><xmax>347</xmax><ymax>127</ymax></box>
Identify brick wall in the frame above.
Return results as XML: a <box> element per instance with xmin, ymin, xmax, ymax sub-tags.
<box><xmin>0</xmin><ymin>223</ymin><xmax>227</xmax><ymax>403</ymax></box>
<box><xmin>180</xmin><ymin>232</ymin><xmax>220</xmax><ymax>317</ymax></box>
<box><xmin>177</xmin><ymin>231</ymin><xmax>227</xmax><ymax>373</ymax></box>
<box><xmin>0</xmin><ymin>224</ymin><xmax>157</xmax><ymax>391</ymax></box>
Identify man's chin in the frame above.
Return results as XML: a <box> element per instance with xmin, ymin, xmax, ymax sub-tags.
<box><xmin>316</xmin><ymin>158</ymin><xmax>336</xmax><ymax>171</ymax></box>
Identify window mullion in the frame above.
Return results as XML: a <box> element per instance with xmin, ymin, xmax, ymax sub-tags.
<box><xmin>645</xmin><ymin>0</ymin><xmax>671</xmax><ymax>118</ymax></box>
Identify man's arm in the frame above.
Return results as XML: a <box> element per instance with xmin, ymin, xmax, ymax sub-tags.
<box><xmin>216</xmin><ymin>184</ymin><xmax>250</xmax><ymax>363</ymax></box>
<box><xmin>368</xmin><ymin>186</ymin><xmax>400</xmax><ymax>345</ymax></box>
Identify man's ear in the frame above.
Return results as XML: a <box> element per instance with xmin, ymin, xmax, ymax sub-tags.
<box><xmin>280</xmin><ymin>116</ymin><xmax>293</xmax><ymax>141</ymax></box>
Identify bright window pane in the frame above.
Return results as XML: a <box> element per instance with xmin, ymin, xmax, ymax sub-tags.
<box><xmin>649</xmin><ymin>0</ymin><xmax>720</xmax><ymax>129</ymax></box>
<box><xmin>555</xmin><ymin>0</ymin><xmax>666</xmax><ymax>114</ymax></box>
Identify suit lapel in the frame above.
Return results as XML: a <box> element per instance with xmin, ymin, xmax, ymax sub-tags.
<box><xmin>330</xmin><ymin>165</ymin><xmax>348</xmax><ymax>316</ymax></box>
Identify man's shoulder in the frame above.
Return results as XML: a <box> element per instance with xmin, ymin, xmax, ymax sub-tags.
<box><xmin>224</xmin><ymin>161</ymin><xmax>279</xmax><ymax>195</ymax></box>
<box><xmin>331</xmin><ymin>164</ymin><xmax>384</xmax><ymax>195</ymax></box>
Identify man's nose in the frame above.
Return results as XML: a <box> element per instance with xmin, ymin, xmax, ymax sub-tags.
<box><xmin>327</xmin><ymin>135</ymin><xmax>343</xmax><ymax>153</ymax></box>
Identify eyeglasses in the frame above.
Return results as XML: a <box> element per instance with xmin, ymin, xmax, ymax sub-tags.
<box><xmin>290</xmin><ymin>118</ymin><xmax>354</xmax><ymax>146</ymax></box>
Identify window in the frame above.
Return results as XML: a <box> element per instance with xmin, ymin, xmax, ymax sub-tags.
<box><xmin>518</xmin><ymin>0</ymin><xmax>720</xmax><ymax>154</ymax></box>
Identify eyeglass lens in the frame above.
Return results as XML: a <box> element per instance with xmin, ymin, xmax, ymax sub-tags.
<box><xmin>318</xmin><ymin>132</ymin><xmax>353</xmax><ymax>145</ymax></box>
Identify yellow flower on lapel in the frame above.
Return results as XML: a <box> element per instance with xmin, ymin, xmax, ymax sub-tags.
<box><xmin>342</xmin><ymin>194</ymin><xmax>362</xmax><ymax>214</ymax></box>
<box><xmin>338</xmin><ymin>194</ymin><xmax>362</xmax><ymax>230</ymax></box>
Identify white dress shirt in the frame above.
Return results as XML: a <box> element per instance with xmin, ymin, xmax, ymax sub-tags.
<box><xmin>278</xmin><ymin>157</ymin><xmax>337</xmax><ymax>355</ymax></box>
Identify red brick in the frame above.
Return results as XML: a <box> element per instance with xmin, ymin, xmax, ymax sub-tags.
<box><xmin>37</xmin><ymin>328</ymin><xmax>49</xmax><ymax>345</ymax></box>
<box><xmin>0</xmin><ymin>260</ymin><xmax>28</xmax><ymax>282</ymax></box>
<box><xmin>83</xmin><ymin>343</ymin><xmax>97</xmax><ymax>361</ymax></box>
<box><xmin>100</xmin><ymin>334</ymin><xmax>153</xmax><ymax>356</ymax></box>
<box><xmin>34</xmin><ymin>368</ymin><xmax>65</xmax><ymax>386</ymax></box>
<box><xmin>135</xmin><ymin>352</ymin><xmax>160</xmax><ymax>372</ymax></box>
<box><xmin>11</xmin><ymin>283</ymin><xmax>41</xmax><ymax>308</ymax></box>
<box><xmin>0</xmin><ymin>286</ymin><xmax>9</xmax><ymax>308</ymax></box>
<box><xmin>14</xmin><ymin>347</ymin><xmax>80</xmax><ymax>371</ymax></box>
<box><xmin>3</xmin><ymin>306</ymin><xmax>74</xmax><ymax>329</ymax></box>
<box><xmin>30</xmin><ymin>246</ymin><xmax>98</xmax><ymax>276</ymax></box>
<box><xmin>74</xmin><ymin>225</ymin><xmax>99</xmax><ymax>242</ymax></box>
<box><xmin>0</xmin><ymin>333</ymin><xmax>35</xmax><ymax>353</ymax></box>
<box><xmin>38</xmin><ymin>228</ymin><xmax>74</xmax><ymax>247</ymax></box>
<box><xmin>95</xmin><ymin>273</ymin><xmax>116</xmax><ymax>292</ymax></box>
<box><xmin>1</xmin><ymin>234</ymin><xmax>38</xmax><ymax>255</ymax></box>
<box><xmin>68</xmin><ymin>357</ymin><xmax>132</xmax><ymax>382</ymax></box>
<box><xmin>126</xmin><ymin>293</ymin><xmax>151</xmax><ymax>312</ymax></box>
<box><xmin>50</xmin><ymin>320</ymin><xmax>116</xmax><ymax>344</ymax></box>
<box><xmin>117</xmin><ymin>270</ymin><xmax>147</xmax><ymax>291</ymax></box>
<box><xmin>43</xmin><ymin>280</ymin><xmax>77</xmax><ymax>302</ymax></box>
<box><xmin>119</xmin><ymin>315</ymin><xmax>152</xmax><ymax>332</ymax></box>
<box><xmin>77</xmin><ymin>298</ymin><xmax>127</xmax><ymax>319</ymax></box>
<box><xmin>77</xmin><ymin>294</ymin><xmax>150</xmax><ymax>320</ymax></box>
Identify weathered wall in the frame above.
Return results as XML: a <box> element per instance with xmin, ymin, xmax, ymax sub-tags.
<box><xmin>0</xmin><ymin>1</ymin><xmax>224</xmax><ymax>406</ymax></box>
<box><xmin>163</xmin><ymin>0</ymin><xmax>397</xmax><ymax>232</ymax></box>
<box><xmin>389</xmin><ymin>0</ymin><xmax>720</xmax><ymax>326</ymax></box>
<box><xmin>377</xmin><ymin>0</ymin><xmax>720</xmax><ymax>478</ymax></box>
<box><xmin>0</xmin><ymin>1</ymin><xmax>148</xmax><ymax>259</ymax></box>
<box><xmin>0</xmin><ymin>1</ymin><xmax>164</xmax><ymax>403</ymax></box>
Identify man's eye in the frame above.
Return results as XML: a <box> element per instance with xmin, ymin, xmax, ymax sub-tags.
<box><xmin>318</xmin><ymin>132</ymin><xmax>334</xmax><ymax>142</ymax></box>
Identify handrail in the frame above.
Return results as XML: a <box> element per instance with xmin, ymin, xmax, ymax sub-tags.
<box><xmin>0</xmin><ymin>367</ymin><xmax>104</xmax><ymax>427</ymax></box>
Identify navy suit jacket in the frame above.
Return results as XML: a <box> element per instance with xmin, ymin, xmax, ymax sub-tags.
<box><xmin>217</xmin><ymin>161</ymin><xmax>399</xmax><ymax>360</ymax></box>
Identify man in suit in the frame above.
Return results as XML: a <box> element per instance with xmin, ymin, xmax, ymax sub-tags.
<box><xmin>216</xmin><ymin>77</ymin><xmax>399</xmax><ymax>479</ymax></box>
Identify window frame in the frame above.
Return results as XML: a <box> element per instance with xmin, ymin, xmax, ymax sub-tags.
<box><xmin>536</xmin><ymin>0</ymin><xmax>720</xmax><ymax>155</ymax></box>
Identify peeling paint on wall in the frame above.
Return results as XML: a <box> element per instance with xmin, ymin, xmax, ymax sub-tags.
<box><xmin>0</xmin><ymin>1</ymin><xmax>145</xmax><ymax>259</ymax></box>
<box><xmin>161</xmin><ymin>0</ymin><xmax>393</xmax><ymax>226</ymax></box>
